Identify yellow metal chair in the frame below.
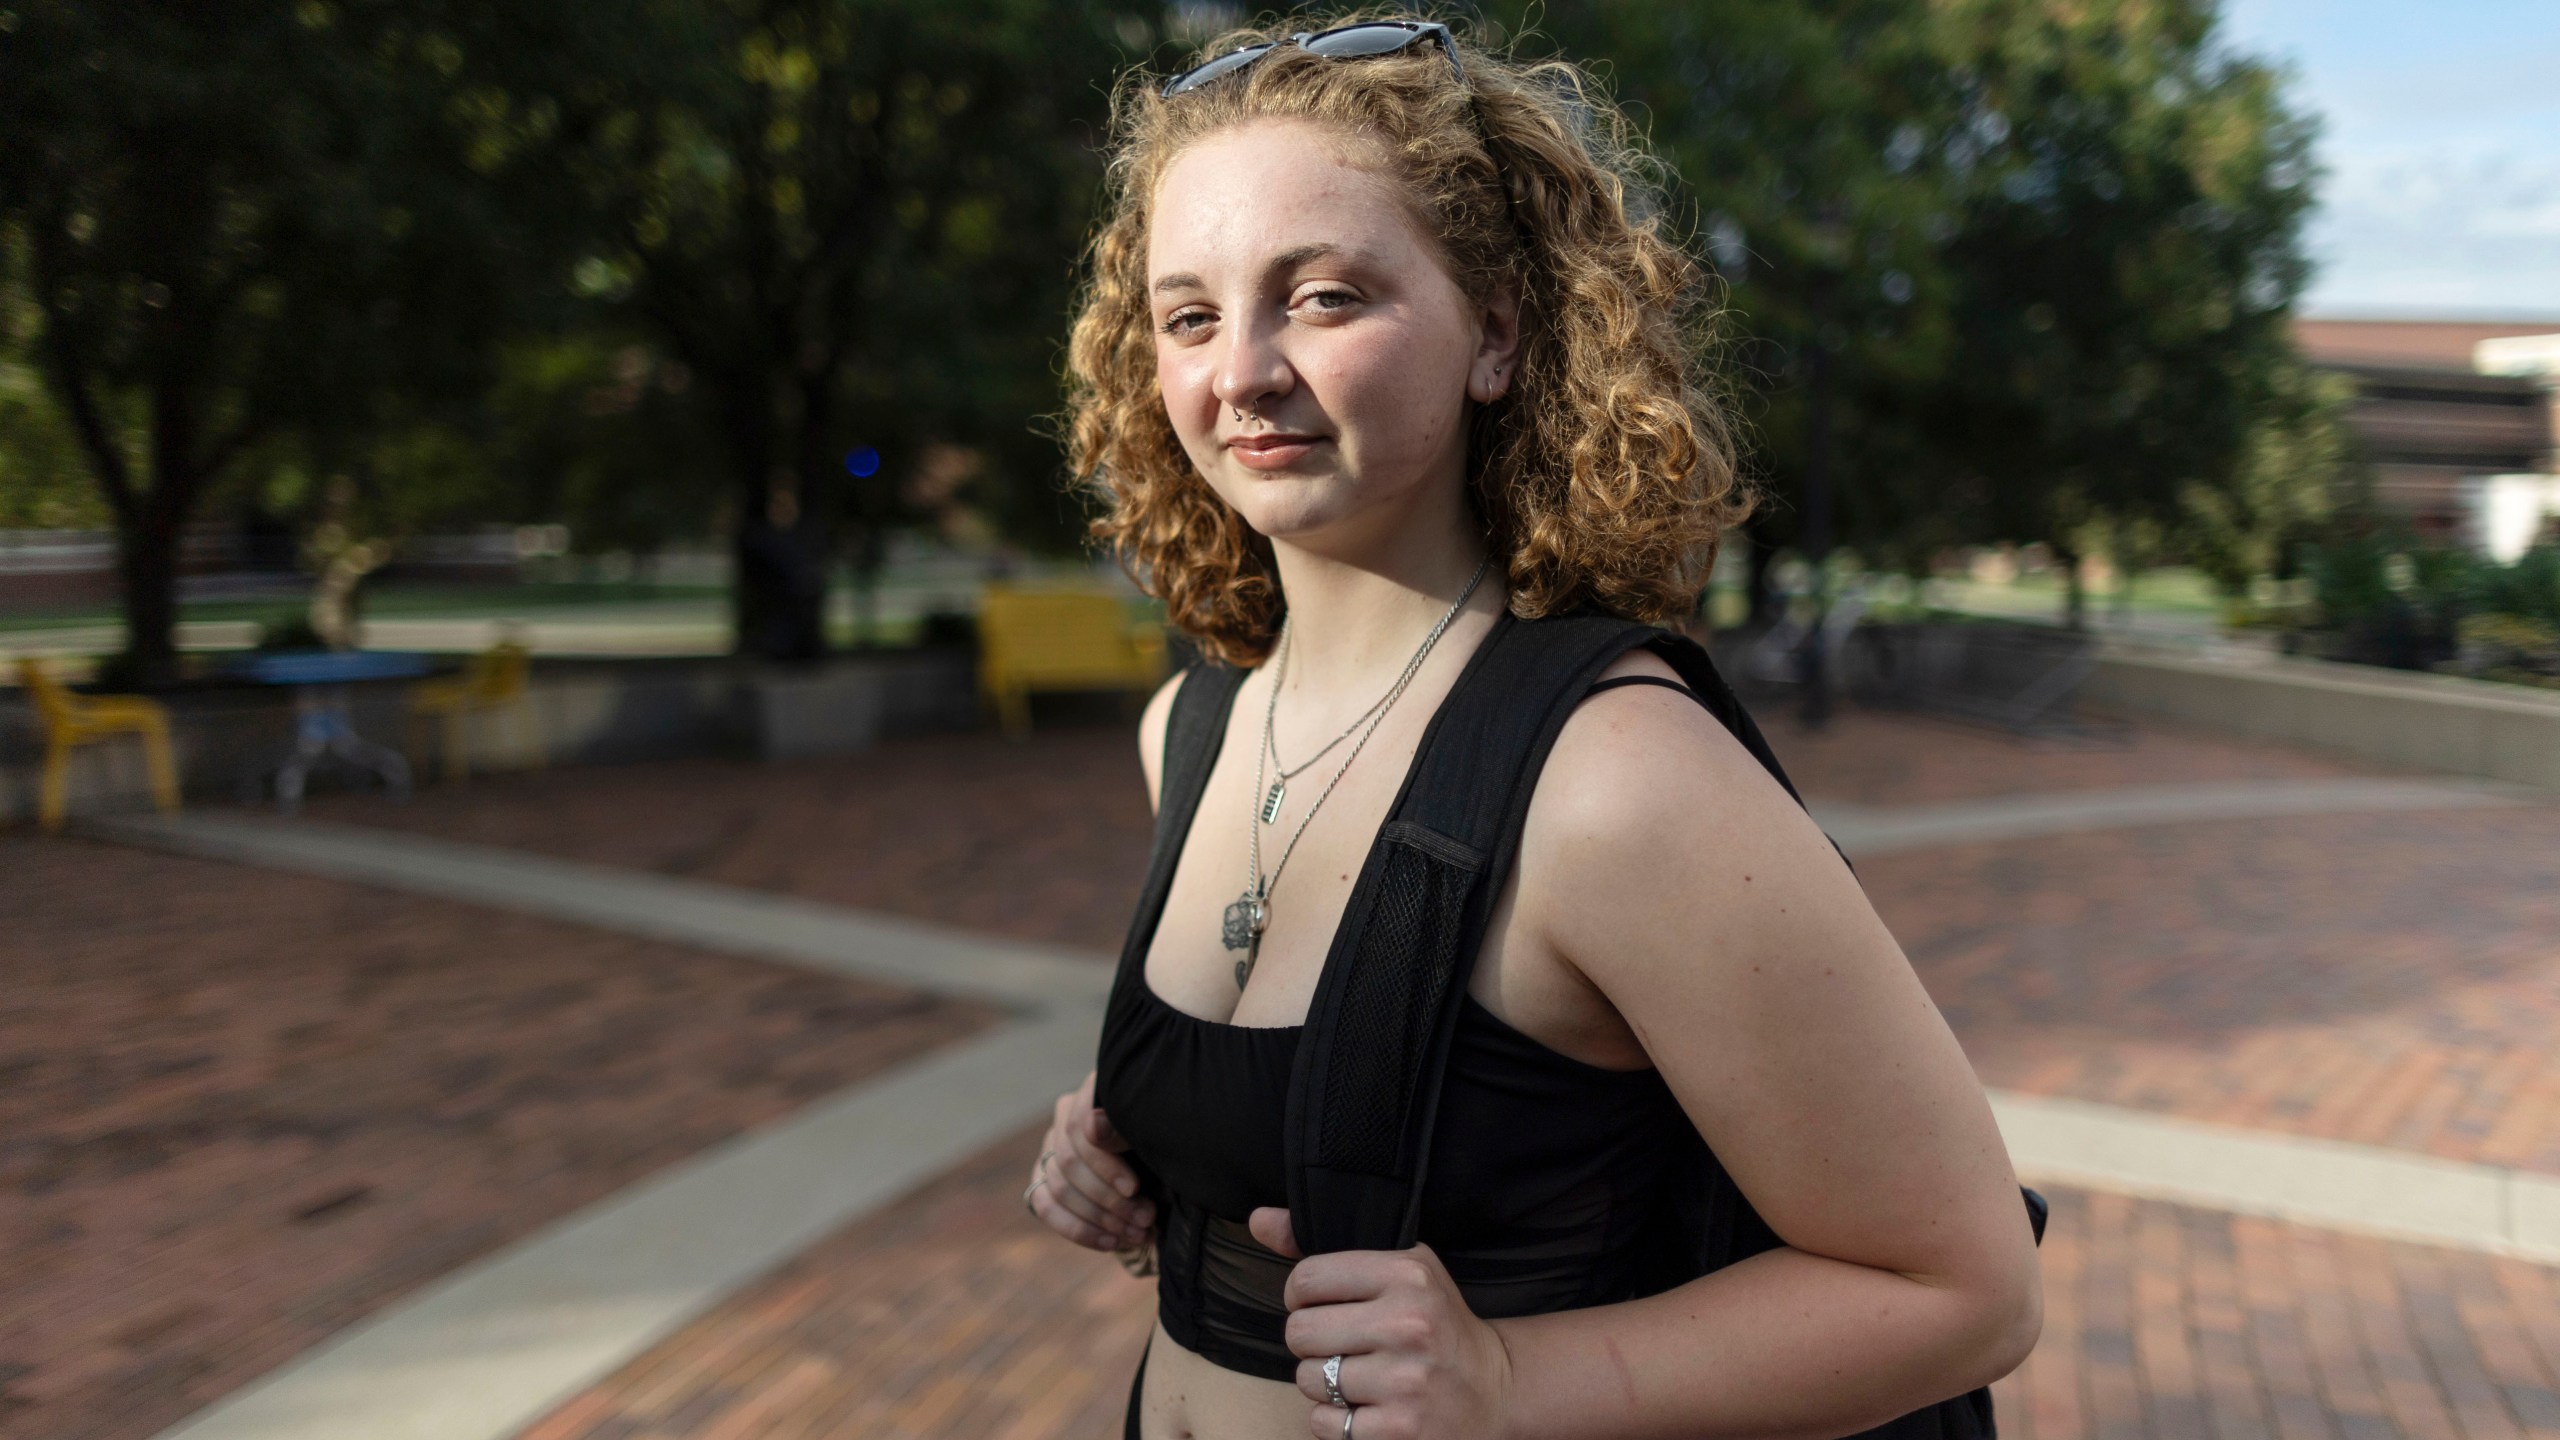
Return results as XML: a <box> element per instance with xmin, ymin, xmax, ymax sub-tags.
<box><xmin>407</xmin><ymin>641</ymin><xmax>539</xmax><ymax>781</ymax></box>
<box><xmin>15</xmin><ymin>657</ymin><xmax>181</xmax><ymax>831</ymax></box>
<box><xmin>977</xmin><ymin>588</ymin><xmax>1166</xmax><ymax>739</ymax></box>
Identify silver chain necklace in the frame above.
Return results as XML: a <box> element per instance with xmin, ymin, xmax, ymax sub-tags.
<box><xmin>1222</xmin><ymin>557</ymin><xmax>1492</xmax><ymax>990</ymax></box>
<box><xmin>1260</xmin><ymin>665</ymin><xmax>1398</xmax><ymax>820</ymax></box>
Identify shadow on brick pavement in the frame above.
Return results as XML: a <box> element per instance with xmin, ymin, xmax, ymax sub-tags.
<box><xmin>0</xmin><ymin>836</ymin><xmax>995</xmax><ymax>1440</ymax></box>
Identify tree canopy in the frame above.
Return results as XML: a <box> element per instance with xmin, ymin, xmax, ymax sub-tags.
<box><xmin>1517</xmin><ymin>0</ymin><xmax>2322</xmax><ymax>621</ymax></box>
<box><xmin>1</xmin><ymin>0</ymin><xmax>2334</xmax><ymax>669</ymax></box>
<box><xmin>539</xmin><ymin>0</ymin><xmax>1148</xmax><ymax>656</ymax></box>
<box><xmin>0</xmin><ymin>0</ymin><xmax>617</xmax><ymax>678</ymax></box>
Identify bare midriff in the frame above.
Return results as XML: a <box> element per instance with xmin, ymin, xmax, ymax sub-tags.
<box><xmin>1135</xmin><ymin>1320</ymin><xmax>1310</xmax><ymax>1440</ymax></box>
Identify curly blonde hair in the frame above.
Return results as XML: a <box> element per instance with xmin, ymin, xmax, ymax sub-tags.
<box><xmin>1065</xmin><ymin>11</ymin><xmax>1748</xmax><ymax>666</ymax></box>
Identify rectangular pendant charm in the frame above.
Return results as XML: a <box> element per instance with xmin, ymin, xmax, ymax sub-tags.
<box><xmin>1260</xmin><ymin>779</ymin><xmax>1286</xmax><ymax>825</ymax></box>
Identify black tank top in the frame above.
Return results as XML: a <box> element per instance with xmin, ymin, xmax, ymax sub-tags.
<box><xmin>1094</xmin><ymin>674</ymin><xmax>1703</xmax><ymax>1382</ymax></box>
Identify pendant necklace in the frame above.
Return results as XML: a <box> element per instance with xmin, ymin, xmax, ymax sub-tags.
<box><xmin>1224</xmin><ymin>556</ymin><xmax>1492</xmax><ymax>990</ymax></box>
<box><xmin>1258</xmin><ymin>655</ymin><xmax>1400</xmax><ymax>824</ymax></box>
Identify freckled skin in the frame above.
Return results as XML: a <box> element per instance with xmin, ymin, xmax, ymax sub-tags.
<box><xmin>1148</xmin><ymin>119</ymin><xmax>1494</xmax><ymax>563</ymax></box>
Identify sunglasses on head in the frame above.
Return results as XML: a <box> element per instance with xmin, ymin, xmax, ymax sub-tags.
<box><xmin>1160</xmin><ymin>19</ymin><xmax>1465</xmax><ymax>99</ymax></box>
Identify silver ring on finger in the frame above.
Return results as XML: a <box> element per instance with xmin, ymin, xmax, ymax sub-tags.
<box><xmin>1338</xmin><ymin>1404</ymin><xmax>1357</xmax><ymax>1440</ymax></box>
<box><xmin>1322</xmin><ymin>1354</ymin><xmax>1347</xmax><ymax>1408</ymax></box>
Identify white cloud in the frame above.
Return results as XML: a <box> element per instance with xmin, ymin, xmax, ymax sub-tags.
<box><xmin>2220</xmin><ymin>1</ymin><xmax>2560</xmax><ymax>316</ymax></box>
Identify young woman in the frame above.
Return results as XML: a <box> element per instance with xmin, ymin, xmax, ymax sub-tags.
<box><xmin>1028</xmin><ymin>17</ymin><xmax>2041</xmax><ymax>1440</ymax></box>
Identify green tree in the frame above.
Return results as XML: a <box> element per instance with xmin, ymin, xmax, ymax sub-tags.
<box><xmin>2181</xmin><ymin>359</ymin><xmax>2348</xmax><ymax>599</ymax></box>
<box><xmin>479</xmin><ymin>333</ymin><xmax>729</xmax><ymax>561</ymax></box>
<box><xmin>1516</xmin><ymin>0</ymin><xmax>1977</xmax><ymax>603</ymax></box>
<box><xmin>551</xmin><ymin>0</ymin><xmax>1144</xmax><ymax>660</ymax></box>
<box><xmin>0</xmin><ymin>0</ymin><xmax>637</xmax><ymax>681</ymax></box>
<box><xmin>1521</xmin><ymin>0</ymin><xmax>2318</xmax><ymax>630</ymax></box>
<box><xmin>0</xmin><ymin>287</ymin><xmax>105</xmax><ymax>529</ymax></box>
<box><xmin>1924</xmin><ymin>0</ymin><xmax>2319</xmax><ymax>625</ymax></box>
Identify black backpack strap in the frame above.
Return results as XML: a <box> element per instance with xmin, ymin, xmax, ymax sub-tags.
<box><xmin>1285</xmin><ymin>612</ymin><xmax>1689</xmax><ymax>1253</ymax></box>
<box><xmin>1158</xmin><ymin>661</ymin><xmax>1244</xmax><ymax>847</ymax></box>
<box><xmin>1110</xmin><ymin>662</ymin><xmax>1246</xmax><ymax>988</ymax></box>
<box><xmin>1276</xmin><ymin>614</ymin><xmax>2027</xmax><ymax>1440</ymax></box>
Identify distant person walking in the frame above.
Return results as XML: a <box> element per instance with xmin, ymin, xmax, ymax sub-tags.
<box><xmin>1026</xmin><ymin>17</ymin><xmax>2042</xmax><ymax>1440</ymax></box>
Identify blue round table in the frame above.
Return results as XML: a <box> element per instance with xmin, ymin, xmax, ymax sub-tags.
<box><xmin>231</xmin><ymin>650</ymin><xmax>435</xmax><ymax>812</ymax></box>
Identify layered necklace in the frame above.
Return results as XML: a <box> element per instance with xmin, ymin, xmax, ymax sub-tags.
<box><xmin>1222</xmin><ymin>557</ymin><xmax>1492</xmax><ymax>990</ymax></box>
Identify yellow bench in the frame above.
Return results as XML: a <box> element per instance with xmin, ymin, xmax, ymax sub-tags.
<box><xmin>408</xmin><ymin>641</ymin><xmax>539</xmax><ymax>781</ymax></box>
<box><xmin>15</xmin><ymin>657</ymin><xmax>180</xmax><ymax>831</ymax></box>
<box><xmin>978</xmin><ymin>588</ymin><xmax>1166</xmax><ymax>739</ymax></box>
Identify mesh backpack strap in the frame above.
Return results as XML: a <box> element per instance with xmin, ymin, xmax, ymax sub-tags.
<box><xmin>1285</xmin><ymin>612</ymin><xmax>1671</xmax><ymax>1254</ymax></box>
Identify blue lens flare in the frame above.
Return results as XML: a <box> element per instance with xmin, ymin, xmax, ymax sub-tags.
<box><xmin>844</xmin><ymin>446</ymin><xmax>881</xmax><ymax>477</ymax></box>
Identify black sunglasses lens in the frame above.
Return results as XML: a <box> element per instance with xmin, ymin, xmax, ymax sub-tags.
<box><xmin>1302</xmin><ymin>24</ymin><xmax>1432</xmax><ymax>59</ymax></box>
<box><xmin>1165</xmin><ymin>44</ymin><xmax>1272</xmax><ymax>96</ymax></box>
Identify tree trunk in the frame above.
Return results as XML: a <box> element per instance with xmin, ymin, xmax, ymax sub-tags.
<box><xmin>733</xmin><ymin>476</ymin><xmax>829</xmax><ymax>663</ymax></box>
<box><xmin>1743</xmin><ymin>533</ymin><xmax>1781</xmax><ymax>628</ymax></box>
<box><xmin>2056</xmin><ymin>542</ymin><xmax>2086</xmax><ymax>631</ymax></box>
<box><xmin>116</xmin><ymin>504</ymin><xmax>186</xmax><ymax>689</ymax></box>
<box><xmin>1797</xmin><ymin>322</ymin><xmax>1837</xmax><ymax>729</ymax></box>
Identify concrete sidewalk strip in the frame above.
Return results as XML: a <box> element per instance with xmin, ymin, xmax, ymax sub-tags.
<box><xmin>1992</xmin><ymin>1088</ymin><xmax>2560</xmax><ymax>1263</ymax></box>
<box><xmin>1814</xmin><ymin>776</ymin><xmax>2527</xmax><ymax>858</ymax></box>
<box><xmin>88</xmin><ymin>813</ymin><xmax>1111</xmax><ymax>1010</ymax></box>
<box><xmin>151</xmin><ymin>1002</ymin><xmax>1101</xmax><ymax>1440</ymax></box>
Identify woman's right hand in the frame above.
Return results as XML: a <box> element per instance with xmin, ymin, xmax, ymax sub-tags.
<box><xmin>1027</xmin><ymin>1070</ymin><xmax>1156</xmax><ymax>1252</ymax></box>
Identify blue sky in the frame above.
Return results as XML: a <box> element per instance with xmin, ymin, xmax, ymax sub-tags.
<box><xmin>2217</xmin><ymin>0</ymin><xmax>2560</xmax><ymax>318</ymax></box>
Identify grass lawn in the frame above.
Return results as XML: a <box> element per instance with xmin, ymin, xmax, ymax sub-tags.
<box><xmin>0</xmin><ymin>579</ymin><xmax>730</xmax><ymax>635</ymax></box>
<box><xmin>1922</xmin><ymin>566</ymin><xmax>2227</xmax><ymax>625</ymax></box>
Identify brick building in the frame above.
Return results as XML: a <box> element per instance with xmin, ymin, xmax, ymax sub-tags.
<box><xmin>2293</xmin><ymin>318</ymin><xmax>2560</xmax><ymax>555</ymax></box>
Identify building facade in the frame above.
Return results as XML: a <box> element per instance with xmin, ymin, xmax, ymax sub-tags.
<box><xmin>2294</xmin><ymin>319</ymin><xmax>2560</xmax><ymax>555</ymax></box>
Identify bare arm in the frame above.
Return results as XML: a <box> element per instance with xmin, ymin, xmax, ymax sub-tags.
<box><xmin>1486</xmin><ymin>684</ymin><xmax>2041</xmax><ymax>1438</ymax></box>
<box><xmin>1265</xmin><ymin>676</ymin><xmax>2037</xmax><ymax>1437</ymax></box>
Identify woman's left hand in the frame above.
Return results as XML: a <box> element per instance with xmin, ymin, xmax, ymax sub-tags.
<box><xmin>1248</xmin><ymin>1208</ymin><xmax>1516</xmax><ymax>1440</ymax></box>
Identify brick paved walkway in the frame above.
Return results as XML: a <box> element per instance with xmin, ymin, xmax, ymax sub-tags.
<box><xmin>1753</xmin><ymin>708</ymin><xmax>2372</xmax><ymax>807</ymax></box>
<box><xmin>508</xmin><ymin>1124</ymin><xmax>2560</xmax><ymax>1440</ymax></box>
<box><xmin>0</xmin><ymin>837</ymin><xmax>993</xmax><ymax>1440</ymax></box>
<box><xmin>308</xmin><ymin>711</ymin><xmax>2376</xmax><ymax>952</ymax></box>
<box><xmin>317</xmin><ymin>714</ymin><xmax>2560</xmax><ymax>1174</ymax></box>
<box><xmin>145</xmin><ymin>707</ymin><xmax>2560</xmax><ymax>1439</ymax></box>
<box><xmin>513</xmin><ymin>1125</ymin><xmax>1155</xmax><ymax>1440</ymax></box>
<box><xmin>1869</xmin><ymin>808</ymin><xmax>2560</xmax><ymax>1174</ymax></box>
<box><xmin>314</xmin><ymin>728</ymin><xmax>1157</xmax><ymax>955</ymax></box>
<box><xmin>2007</xmin><ymin>1187</ymin><xmax>2560</xmax><ymax>1440</ymax></box>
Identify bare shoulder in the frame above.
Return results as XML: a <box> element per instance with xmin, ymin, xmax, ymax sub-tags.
<box><xmin>1518</xmin><ymin>640</ymin><xmax>1857</xmax><ymax>1006</ymax></box>
<box><xmin>1517</xmin><ymin>641</ymin><xmax>2034</xmax><ymax>1309</ymax></box>
<box><xmin>1136</xmin><ymin>667</ymin><xmax>1191</xmax><ymax>816</ymax></box>
<box><xmin>1529</xmin><ymin>645</ymin><xmax>1826</xmax><ymax>882</ymax></box>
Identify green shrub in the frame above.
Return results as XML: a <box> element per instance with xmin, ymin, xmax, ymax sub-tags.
<box><xmin>2298</xmin><ymin>526</ymin><xmax>2560</xmax><ymax>672</ymax></box>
